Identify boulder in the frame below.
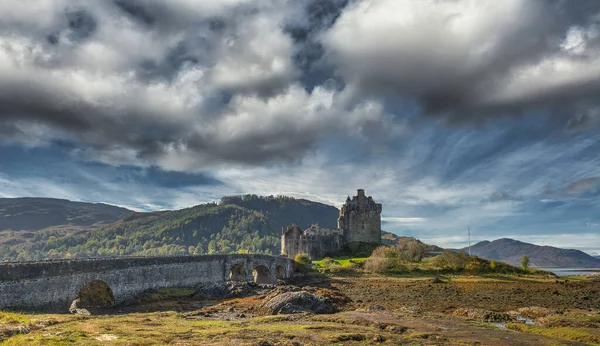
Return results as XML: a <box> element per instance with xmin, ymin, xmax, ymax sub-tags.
<box><xmin>262</xmin><ymin>291</ymin><xmax>335</xmax><ymax>315</ymax></box>
<box><xmin>193</xmin><ymin>281</ymin><xmax>259</xmax><ymax>300</ymax></box>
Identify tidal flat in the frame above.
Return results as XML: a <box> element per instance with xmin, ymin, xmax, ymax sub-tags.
<box><xmin>1</xmin><ymin>273</ymin><xmax>599</xmax><ymax>345</ymax></box>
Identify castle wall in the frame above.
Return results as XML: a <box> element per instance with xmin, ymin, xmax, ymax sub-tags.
<box><xmin>0</xmin><ymin>254</ymin><xmax>292</xmax><ymax>312</ymax></box>
<box><xmin>283</xmin><ymin>225</ymin><xmax>345</xmax><ymax>260</ymax></box>
<box><xmin>281</xmin><ymin>189</ymin><xmax>382</xmax><ymax>259</ymax></box>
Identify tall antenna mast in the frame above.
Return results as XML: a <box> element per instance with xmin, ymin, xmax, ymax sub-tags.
<box><xmin>468</xmin><ymin>226</ymin><xmax>471</xmax><ymax>256</ymax></box>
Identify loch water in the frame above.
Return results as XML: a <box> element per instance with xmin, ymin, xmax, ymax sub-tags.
<box><xmin>538</xmin><ymin>267</ymin><xmax>600</xmax><ymax>276</ymax></box>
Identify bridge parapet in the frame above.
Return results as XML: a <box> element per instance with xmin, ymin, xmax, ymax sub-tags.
<box><xmin>0</xmin><ymin>254</ymin><xmax>293</xmax><ymax>312</ymax></box>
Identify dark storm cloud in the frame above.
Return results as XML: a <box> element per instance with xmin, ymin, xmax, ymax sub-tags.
<box><xmin>114</xmin><ymin>0</ymin><xmax>157</xmax><ymax>26</ymax></box>
<box><xmin>65</xmin><ymin>9</ymin><xmax>97</xmax><ymax>41</ymax></box>
<box><xmin>285</xmin><ymin>0</ymin><xmax>349</xmax><ymax>90</ymax></box>
<box><xmin>323</xmin><ymin>0</ymin><xmax>600</xmax><ymax>125</ymax></box>
<box><xmin>2</xmin><ymin>0</ymin><xmax>600</xmax><ymax>172</ymax></box>
<box><xmin>0</xmin><ymin>0</ymin><xmax>389</xmax><ymax>170</ymax></box>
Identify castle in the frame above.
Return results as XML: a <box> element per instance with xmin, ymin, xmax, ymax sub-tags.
<box><xmin>281</xmin><ymin>189</ymin><xmax>382</xmax><ymax>259</ymax></box>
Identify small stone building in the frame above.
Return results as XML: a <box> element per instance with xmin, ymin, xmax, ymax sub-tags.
<box><xmin>282</xmin><ymin>189</ymin><xmax>382</xmax><ymax>259</ymax></box>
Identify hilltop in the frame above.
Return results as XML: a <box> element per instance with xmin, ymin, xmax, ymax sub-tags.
<box><xmin>462</xmin><ymin>238</ymin><xmax>600</xmax><ymax>268</ymax></box>
<box><xmin>0</xmin><ymin>198</ymin><xmax>132</xmax><ymax>232</ymax></box>
<box><xmin>0</xmin><ymin>195</ymin><xmax>339</xmax><ymax>261</ymax></box>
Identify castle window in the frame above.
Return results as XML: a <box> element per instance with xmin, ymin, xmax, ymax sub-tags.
<box><xmin>362</xmin><ymin>221</ymin><xmax>366</xmax><ymax>230</ymax></box>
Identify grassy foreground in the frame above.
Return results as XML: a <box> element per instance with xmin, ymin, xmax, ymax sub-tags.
<box><xmin>1</xmin><ymin>250</ymin><xmax>598</xmax><ymax>345</ymax></box>
<box><xmin>2</xmin><ymin>271</ymin><xmax>599</xmax><ymax>345</ymax></box>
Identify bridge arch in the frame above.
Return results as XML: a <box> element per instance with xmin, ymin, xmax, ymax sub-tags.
<box><xmin>229</xmin><ymin>263</ymin><xmax>248</xmax><ymax>281</ymax></box>
<box><xmin>71</xmin><ymin>280</ymin><xmax>115</xmax><ymax>313</ymax></box>
<box><xmin>252</xmin><ymin>265</ymin><xmax>273</xmax><ymax>284</ymax></box>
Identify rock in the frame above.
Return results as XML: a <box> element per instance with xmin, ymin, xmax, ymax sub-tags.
<box><xmin>69</xmin><ymin>298</ymin><xmax>91</xmax><ymax>315</ymax></box>
<box><xmin>452</xmin><ymin>308</ymin><xmax>513</xmax><ymax>322</ymax></box>
<box><xmin>262</xmin><ymin>291</ymin><xmax>335</xmax><ymax>315</ymax></box>
<box><xmin>430</xmin><ymin>277</ymin><xmax>444</xmax><ymax>284</ymax></box>
<box><xmin>372</xmin><ymin>334</ymin><xmax>386</xmax><ymax>342</ymax></box>
<box><xmin>193</xmin><ymin>281</ymin><xmax>259</xmax><ymax>300</ymax></box>
<box><xmin>385</xmin><ymin>325</ymin><xmax>408</xmax><ymax>334</ymax></box>
<box><xmin>508</xmin><ymin>306</ymin><xmax>559</xmax><ymax>319</ymax></box>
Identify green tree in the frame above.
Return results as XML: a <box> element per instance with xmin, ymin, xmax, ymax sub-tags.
<box><xmin>490</xmin><ymin>259</ymin><xmax>497</xmax><ymax>271</ymax></box>
<box><xmin>521</xmin><ymin>255</ymin><xmax>530</xmax><ymax>271</ymax></box>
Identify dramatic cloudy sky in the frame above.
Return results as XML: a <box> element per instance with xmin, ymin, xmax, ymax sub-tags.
<box><xmin>1</xmin><ymin>0</ymin><xmax>600</xmax><ymax>254</ymax></box>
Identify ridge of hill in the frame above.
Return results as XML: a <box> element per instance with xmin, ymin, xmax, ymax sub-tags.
<box><xmin>0</xmin><ymin>195</ymin><xmax>339</xmax><ymax>261</ymax></box>
<box><xmin>462</xmin><ymin>238</ymin><xmax>600</xmax><ymax>268</ymax></box>
<box><xmin>0</xmin><ymin>197</ymin><xmax>132</xmax><ymax>231</ymax></box>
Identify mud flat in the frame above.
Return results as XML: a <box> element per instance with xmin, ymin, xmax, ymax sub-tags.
<box><xmin>1</xmin><ymin>274</ymin><xmax>599</xmax><ymax>345</ymax></box>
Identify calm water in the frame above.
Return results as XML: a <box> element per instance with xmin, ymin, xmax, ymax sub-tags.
<box><xmin>538</xmin><ymin>267</ymin><xmax>600</xmax><ymax>276</ymax></box>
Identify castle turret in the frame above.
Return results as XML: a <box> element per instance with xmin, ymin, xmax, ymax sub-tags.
<box><xmin>338</xmin><ymin>189</ymin><xmax>382</xmax><ymax>244</ymax></box>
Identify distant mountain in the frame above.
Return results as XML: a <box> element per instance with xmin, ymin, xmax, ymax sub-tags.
<box><xmin>595</xmin><ymin>255</ymin><xmax>600</xmax><ymax>260</ymax></box>
<box><xmin>0</xmin><ymin>195</ymin><xmax>339</xmax><ymax>261</ymax></box>
<box><xmin>461</xmin><ymin>238</ymin><xmax>600</xmax><ymax>268</ymax></box>
<box><xmin>0</xmin><ymin>198</ymin><xmax>132</xmax><ymax>231</ymax></box>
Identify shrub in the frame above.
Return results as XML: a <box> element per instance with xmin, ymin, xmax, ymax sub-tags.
<box><xmin>322</xmin><ymin>257</ymin><xmax>334</xmax><ymax>266</ymax></box>
<box><xmin>521</xmin><ymin>255</ymin><xmax>530</xmax><ymax>271</ymax></box>
<box><xmin>364</xmin><ymin>255</ymin><xmax>393</xmax><ymax>273</ymax></box>
<box><xmin>363</xmin><ymin>245</ymin><xmax>409</xmax><ymax>273</ymax></box>
<box><xmin>396</xmin><ymin>239</ymin><xmax>430</xmax><ymax>262</ymax></box>
<box><xmin>490</xmin><ymin>260</ymin><xmax>497</xmax><ymax>271</ymax></box>
<box><xmin>432</xmin><ymin>250</ymin><xmax>471</xmax><ymax>270</ymax></box>
<box><xmin>294</xmin><ymin>253</ymin><xmax>311</xmax><ymax>272</ymax></box>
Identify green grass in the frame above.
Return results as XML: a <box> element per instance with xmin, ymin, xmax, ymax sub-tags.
<box><xmin>506</xmin><ymin>324</ymin><xmax>600</xmax><ymax>345</ymax></box>
<box><xmin>312</xmin><ymin>257</ymin><xmax>368</xmax><ymax>267</ymax></box>
<box><xmin>158</xmin><ymin>288</ymin><xmax>196</xmax><ymax>297</ymax></box>
<box><xmin>0</xmin><ymin>311</ymin><xmax>407</xmax><ymax>345</ymax></box>
<box><xmin>0</xmin><ymin>312</ymin><xmax>30</xmax><ymax>324</ymax></box>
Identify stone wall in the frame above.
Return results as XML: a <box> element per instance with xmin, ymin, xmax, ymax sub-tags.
<box><xmin>282</xmin><ymin>225</ymin><xmax>344</xmax><ymax>260</ymax></box>
<box><xmin>0</xmin><ymin>254</ymin><xmax>292</xmax><ymax>312</ymax></box>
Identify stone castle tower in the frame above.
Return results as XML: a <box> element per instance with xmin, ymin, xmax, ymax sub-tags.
<box><xmin>337</xmin><ymin>189</ymin><xmax>382</xmax><ymax>244</ymax></box>
<box><xmin>281</xmin><ymin>189</ymin><xmax>382</xmax><ymax>259</ymax></box>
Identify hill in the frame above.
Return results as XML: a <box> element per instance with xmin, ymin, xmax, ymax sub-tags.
<box><xmin>381</xmin><ymin>231</ymin><xmax>444</xmax><ymax>254</ymax></box>
<box><xmin>0</xmin><ymin>198</ymin><xmax>132</xmax><ymax>231</ymax></box>
<box><xmin>0</xmin><ymin>195</ymin><xmax>339</xmax><ymax>261</ymax></box>
<box><xmin>461</xmin><ymin>238</ymin><xmax>600</xmax><ymax>268</ymax></box>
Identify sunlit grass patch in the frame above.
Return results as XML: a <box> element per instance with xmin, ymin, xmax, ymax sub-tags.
<box><xmin>0</xmin><ymin>313</ymin><xmax>29</xmax><ymax>325</ymax></box>
<box><xmin>507</xmin><ymin>324</ymin><xmax>600</xmax><ymax>345</ymax></box>
<box><xmin>312</xmin><ymin>257</ymin><xmax>368</xmax><ymax>267</ymax></box>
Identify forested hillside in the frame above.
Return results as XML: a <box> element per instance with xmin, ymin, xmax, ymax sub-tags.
<box><xmin>0</xmin><ymin>195</ymin><xmax>339</xmax><ymax>261</ymax></box>
<box><xmin>0</xmin><ymin>198</ymin><xmax>132</xmax><ymax>231</ymax></box>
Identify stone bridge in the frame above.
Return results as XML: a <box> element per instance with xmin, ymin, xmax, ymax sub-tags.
<box><xmin>0</xmin><ymin>254</ymin><xmax>293</xmax><ymax>312</ymax></box>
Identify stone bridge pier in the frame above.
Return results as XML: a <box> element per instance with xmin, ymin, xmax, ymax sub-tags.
<box><xmin>224</xmin><ymin>255</ymin><xmax>288</xmax><ymax>284</ymax></box>
<box><xmin>0</xmin><ymin>254</ymin><xmax>293</xmax><ymax>313</ymax></box>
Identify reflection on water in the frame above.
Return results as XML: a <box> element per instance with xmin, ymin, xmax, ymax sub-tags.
<box><xmin>538</xmin><ymin>267</ymin><xmax>600</xmax><ymax>276</ymax></box>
